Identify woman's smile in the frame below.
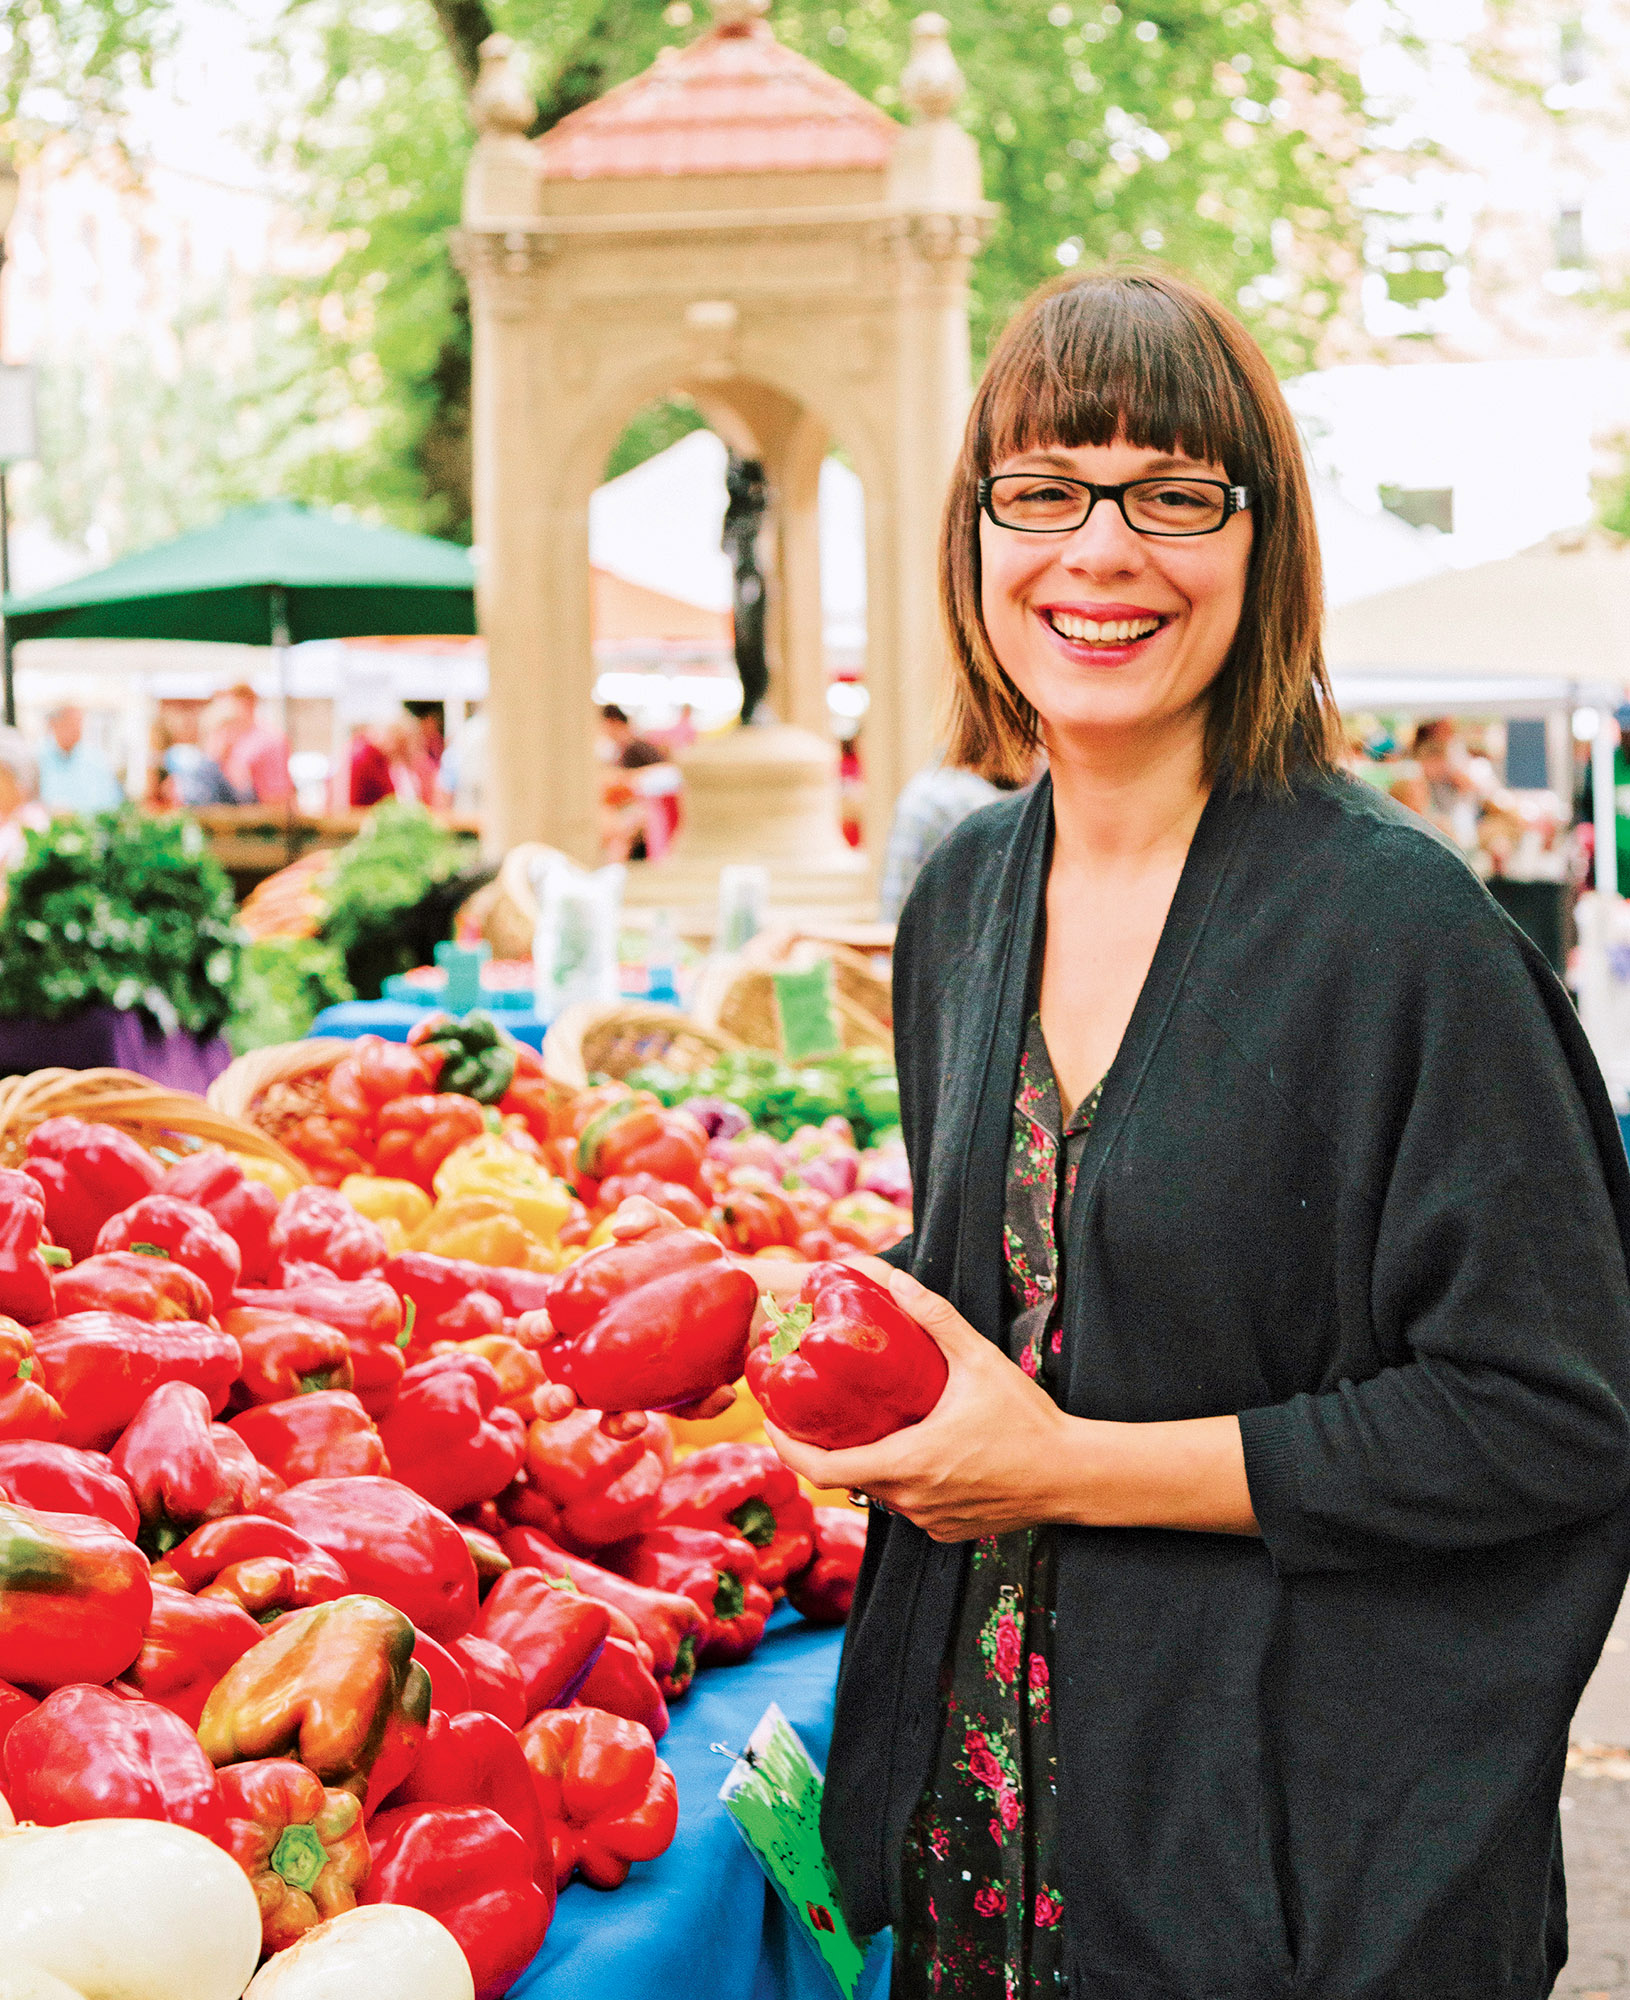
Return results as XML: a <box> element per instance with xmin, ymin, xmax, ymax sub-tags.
<box><xmin>1034</xmin><ymin>598</ymin><xmax>1176</xmax><ymax>665</ymax></box>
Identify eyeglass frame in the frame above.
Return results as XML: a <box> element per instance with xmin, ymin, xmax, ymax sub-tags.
<box><xmin>976</xmin><ymin>473</ymin><xmax>1254</xmax><ymax>539</ymax></box>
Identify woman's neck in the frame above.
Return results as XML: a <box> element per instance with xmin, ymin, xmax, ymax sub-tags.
<box><xmin>1044</xmin><ymin>710</ymin><xmax>1211</xmax><ymax>875</ymax></box>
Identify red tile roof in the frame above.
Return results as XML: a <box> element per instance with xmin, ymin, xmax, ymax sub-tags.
<box><xmin>535</xmin><ymin>20</ymin><xmax>898</xmax><ymax>182</ymax></box>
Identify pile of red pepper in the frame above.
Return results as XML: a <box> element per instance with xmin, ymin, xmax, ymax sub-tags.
<box><xmin>0</xmin><ymin>1105</ymin><xmax>872</xmax><ymax>1998</ymax></box>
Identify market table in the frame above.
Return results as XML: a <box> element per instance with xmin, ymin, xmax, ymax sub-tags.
<box><xmin>309</xmin><ymin>1000</ymin><xmax>549</xmax><ymax>1049</ymax></box>
<box><xmin>511</xmin><ymin>1606</ymin><xmax>890</xmax><ymax>2000</ymax></box>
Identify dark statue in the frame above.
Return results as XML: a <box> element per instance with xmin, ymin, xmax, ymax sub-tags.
<box><xmin>723</xmin><ymin>454</ymin><xmax>770</xmax><ymax>722</ymax></box>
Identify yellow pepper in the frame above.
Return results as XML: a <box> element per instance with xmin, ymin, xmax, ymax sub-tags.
<box><xmin>412</xmin><ymin>1194</ymin><xmax>554</xmax><ymax>1270</ymax></box>
<box><xmin>432</xmin><ymin>1137</ymin><xmax>572</xmax><ymax>1247</ymax></box>
<box><xmin>339</xmin><ymin>1175</ymin><xmax>433</xmax><ymax>1256</ymax></box>
<box><xmin>228</xmin><ymin>1152</ymin><xmax>304</xmax><ymax>1201</ymax></box>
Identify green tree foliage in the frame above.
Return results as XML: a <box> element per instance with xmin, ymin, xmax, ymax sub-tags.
<box><xmin>6</xmin><ymin>0</ymin><xmax>1372</xmax><ymax>545</ymax></box>
<box><xmin>0</xmin><ymin>0</ymin><xmax>170</xmax><ymax>138</ymax></box>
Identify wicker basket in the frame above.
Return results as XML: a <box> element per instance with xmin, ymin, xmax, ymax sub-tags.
<box><xmin>0</xmin><ymin>1067</ymin><xmax>311</xmax><ymax>1179</ymax></box>
<box><xmin>542</xmin><ymin>1003</ymin><xmax>741</xmax><ymax>1088</ymax></box>
<box><xmin>690</xmin><ymin>934</ymin><xmax>892</xmax><ymax>1055</ymax></box>
<box><xmin>478</xmin><ymin>843</ymin><xmax>577</xmax><ymax>962</ymax></box>
<box><xmin>206</xmin><ymin>1038</ymin><xmax>354</xmax><ymax>1151</ymax></box>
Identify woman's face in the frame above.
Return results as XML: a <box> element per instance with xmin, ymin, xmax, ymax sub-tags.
<box><xmin>979</xmin><ymin>435</ymin><xmax>1254</xmax><ymax>755</ymax></box>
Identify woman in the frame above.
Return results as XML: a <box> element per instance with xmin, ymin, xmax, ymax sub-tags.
<box><xmin>767</xmin><ymin>270</ymin><xmax>1630</xmax><ymax>1999</ymax></box>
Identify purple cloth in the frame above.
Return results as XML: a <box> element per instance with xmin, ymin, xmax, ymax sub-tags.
<box><xmin>0</xmin><ymin>1008</ymin><xmax>233</xmax><ymax>1090</ymax></box>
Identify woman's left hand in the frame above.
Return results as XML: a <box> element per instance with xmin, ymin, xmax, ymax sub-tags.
<box><xmin>763</xmin><ymin>1263</ymin><xmax>1077</xmax><ymax>1543</ymax></box>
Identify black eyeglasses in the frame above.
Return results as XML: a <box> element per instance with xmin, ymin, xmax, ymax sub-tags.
<box><xmin>978</xmin><ymin>473</ymin><xmax>1253</xmax><ymax>538</ymax></box>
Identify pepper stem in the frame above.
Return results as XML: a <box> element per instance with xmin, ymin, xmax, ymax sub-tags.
<box><xmin>759</xmin><ymin>1295</ymin><xmax>813</xmax><ymax>1364</ymax></box>
<box><xmin>713</xmin><ymin>1569</ymin><xmax>746</xmax><ymax>1620</ymax></box>
<box><xmin>270</xmin><ymin>1823</ymin><xmax>330</xmax><ymax>1894</ymax></box>
<box><xmin>728</xmin><ymin>1497</ymin><xmax>777</xmax><ymax>1549</ymax></box>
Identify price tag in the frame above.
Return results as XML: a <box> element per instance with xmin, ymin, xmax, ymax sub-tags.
<box><xmin>719</xmin><ymin>1704</ymin><xmax>880</xmax><ymax>1999</ymax></box>
<box><xmin>773</xmin><ymin>961</ymin><xmax>841</xmax><ymax>1061</ymax></box>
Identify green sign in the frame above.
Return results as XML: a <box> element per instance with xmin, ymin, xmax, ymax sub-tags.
<box><xmin>773</xmin><ymin>961</ymin><xmax>842</xmax><ymax>1062</ymax></box>
<box><xmin>719</xmin><ymin>1704</ymin><xmax>880</xmax><ymax>1998</ymax></box>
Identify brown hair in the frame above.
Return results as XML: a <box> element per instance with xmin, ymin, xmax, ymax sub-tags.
<box><xmin>942</xmin><ymin>268</ymin><xmax>1337</xmax><ymax>789</ymax></box>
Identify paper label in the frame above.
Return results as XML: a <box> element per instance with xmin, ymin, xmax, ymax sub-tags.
<box><xmin>719</xmin><ymin>1704</ymin><xmax>876</xmax><ymax>1998</ymax></box>
<box><xmin>773</xmin><ymin>961</ymin><xmax>842</xmax><ymax>1062</ymax></box>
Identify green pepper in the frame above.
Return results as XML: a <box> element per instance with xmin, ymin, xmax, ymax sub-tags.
<box><xmin>408</xmin><ymin>1013</ymin><xmax>518</xmax><ymax>1104</ymax></box>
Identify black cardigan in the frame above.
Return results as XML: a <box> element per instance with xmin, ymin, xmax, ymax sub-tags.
<box><xmin>824</xmin><ymin>771</ymin><xmax>1630</xmax><ymax>2000</ymax></box>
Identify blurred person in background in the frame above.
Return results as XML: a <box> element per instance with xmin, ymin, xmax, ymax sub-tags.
<box><xmin>148</xmin><ymin>719</ymin><xmax>237</xmax><ymax>810</ymax></box>
<box><xmin>36</xmin><ymin>704</ymin><xmax>123</xmax><ymax>813</ymax></box>
<box><xmin>348</xmin><ymin>712</ymin><xmax>429</xmax><ymax>808</ymax></box>
<box><xmin>0</xmin><ymin>729</ymin><xmax>50</xmax><ymax>872</ymax></box>
<box><xmin>206</xmin><ymin>684</ymin><xmax>292</xmax><ymax>806</ymax></box>
<box><xmin>878</xmin><ymin>752</ymin><xmax>1032</xmax><ymax>923</ymax></box>
<box><xmin>437</xmin><ymin>706</ymin><xmax>488</xmax><ymax>819</ymax></box>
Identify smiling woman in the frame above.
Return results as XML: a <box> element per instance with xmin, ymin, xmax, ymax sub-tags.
<box><xmin>794</xmin><ymin>269</ymin><xmax>1630</xmax><ymax>2000</ymax></box>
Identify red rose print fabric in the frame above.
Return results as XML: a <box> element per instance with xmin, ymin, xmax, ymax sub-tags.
<box><xmin>895</xmin><ymin>1014</ymin><xmax>1100</xmax><ymax>1998</ymax></box>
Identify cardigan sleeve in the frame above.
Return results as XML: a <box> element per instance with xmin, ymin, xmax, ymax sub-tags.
<box><xmin>1239</xmin><ymin>879</ymin><xmax>1630</xmax><ymax>1574</ymax></box>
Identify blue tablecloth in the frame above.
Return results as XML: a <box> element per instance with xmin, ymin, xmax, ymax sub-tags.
<box><xmin>510</xmin><ymin>1606</ymin><xmax>890</xmax><ymax>2000</ymax></box>
<box><xmin>309</xmin><ymin>1000</ymin><xmax>550</xmax><ymax>1049</ymax></box>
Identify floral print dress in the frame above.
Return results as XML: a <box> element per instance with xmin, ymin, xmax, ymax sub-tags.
<box><xmin>894</xmin><ymin>1014</ymin><xmax>1101</xmax><ymax>1999</ymax></box>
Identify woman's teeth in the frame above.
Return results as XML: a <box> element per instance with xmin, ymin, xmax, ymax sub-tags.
<box><xmin>1047</xmin><ymin>611</ymin><xmax>1163</xmax><ymax>643</ymax></box>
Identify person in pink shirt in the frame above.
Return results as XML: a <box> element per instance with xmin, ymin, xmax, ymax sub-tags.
<box><xmin>206</xmin><ymin>684</ymin><xmax>292</xmax><ymax>805</ymax></box>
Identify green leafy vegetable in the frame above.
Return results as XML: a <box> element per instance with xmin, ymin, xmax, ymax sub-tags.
<box><xmin>627</xmin><ymin>1047</ymin><xmax>900</xmax><ymax>1150</ymax></box>
<box><xmin>0</xmin><ymin>809</ymin><xmax>242</xmax><ymax>1038</ymax></box>
<box><xmin>228</xmin><ymin>935</ymin><xmax>354</xmax><ymax>1054</ymax></box>
<box><xmin>318</xmin><ymin>800</ymin><xmax>479</xmax><ymax>999</ymax></box>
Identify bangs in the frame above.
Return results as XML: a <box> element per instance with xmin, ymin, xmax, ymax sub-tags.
<box><xmin>973</xmin><ymin>273</ymin><xmax>1265</xmax><ymax>485</ymax></box>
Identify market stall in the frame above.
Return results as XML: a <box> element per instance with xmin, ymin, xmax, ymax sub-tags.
<box><xmin>0</xmin><ymin>988</ymin><xmax>916</xmax><ymax>1997</ymax></box>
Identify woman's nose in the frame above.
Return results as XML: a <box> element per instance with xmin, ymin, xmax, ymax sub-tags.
<box><xmin>1058</xmin><ymin>498</ymin><xmax>1147</xmax><ymax>576</ymax></box>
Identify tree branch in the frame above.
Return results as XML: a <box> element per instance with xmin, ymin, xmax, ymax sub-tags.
<box><xmin>429</xmin><ymin>0</ymin><xmax>497</xmax><ymax>91</ymax></box>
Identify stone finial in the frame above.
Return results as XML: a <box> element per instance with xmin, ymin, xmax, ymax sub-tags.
<box><xmin>709</xmin><ymin>0</ymin><xmax>770</xmax><ymax>30</ymax></box>
<box><xmin>472</xmin><ymin>35</ymin><xmax>535</xmax><ymax>138</ymax></box>
<box><xmin>901</xmin><ymin>13</ymin><xmax>964</xmax><ymax>121</ymax></box>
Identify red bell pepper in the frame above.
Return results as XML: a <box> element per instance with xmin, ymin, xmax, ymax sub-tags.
<box><xmin>402</xmin><ymin>1633</ymin><xmax>463</xmax><ymax>1718</ymax></box>
<box><xmin>450</xmin><ymin>1633</ymin><xmax>528</xmax><ymax>1729</ymax></box>
<box><xmin>382</xmin><ymin>1251</ymin><xmax>505</xmax><ymax>1358</ymax></box>
<box><xmin>285</xmin><ymin>1113</ymin><xmax>373</xmax><ymax>1186</ymax></box>
<box><xmin>507</xmin><ymin>1408</ymin><xmax>666</xmax><ymax>1549</ymax></box>
<box><xmin>443</xmin><ymin>1333</ymin><xmax>553</xmax><ymax>1421</ymax></box>
<box><xmin>386</xmin><ymin>1706</ymin><xmax>555</xmax><ymax>1898</ymax></box>
<box><xmin>199</xmin><ymin>1594</ymin><xmax>432</xmax><ymax>1813</ymax></box>
<box><xmin>656</xmin><ymin>1441</ymin><xmax>817</xmax><ymax>1589</ymax></box>
<box><xmin>470</xmin><ymin>1264</ymin><xmax>557</xmax><ymax>1321</ymax></box>
<box><xmin>327</xmin><ymin>1035</ymin><xmax>441</xmax><ymax>1120</ymax></box>
<box><xmin>0</xmin><ymin>1678</ymin><xmax>36</xmax><ymax>1758</ymax></box>
<box><xmin>0</xmin><ymin>1168</ymin><xmax>63</xmax><ymax>1329</ymax></box>
<box><xmin>120</xmin><ymin>1578</ymin><xmax>264</xmax><ymax>1726</ymax></box>
<box><xmin>223</xmin><ymin>1307</ymin><xmax>355</xmax><ymax>1405</ymax></box>
<box><xmin>496</xmin><ymin>1527</ymin><xmax>706</xmax><ymax>1699</ymax></box>
<box><xmin>468</xmin><ymin>1566</ymin><xmax>610</xmax><ymax>1717</ymax></box>
<box><xmin>110</xmin><ymin>1380</ymin><xmax>263</xmax><ymax>1557</ymax></box>
<box><xmin>748</xmin><ymin>1261</ymin><xmax>947</xmax><ymax>1450</ymax></box>
<box><xmin>232</xmin><ymin>1277</ymin><xmax>407</xmax><ymax>1420</ymax></box>
<box><xmin>0</xmin><ymin>1318</ymin><xmax>64</xmax><ymax>1442</ymax></box>
<box><xmin>0</xmin><ymin>1498</ymin><xmax>151</xmax><ymax>1689</ymax></box>
<box><xmin>30</xmin><ymin>1311</ymin><xmax>241</xmax><ymax>1451</ymax></box>
<box><xmin>542</xmin><ymin>1228</ymin><xmax>757</xmax><ymax>1413</ymax></box>
<box><xmin>518</xmin><ymin>1706</ymin><xmax>678</xmax><ymax>1890</ymax></box>
<box><xmin>23</xmin><ymin>1116</ymin><xmax>162</xmax><ymax>1262</ymax></box>
<box><xmin>270</xmin><ymin>1184</ymin><xmax>389</xmax><ymax>1283</ymax></box>
<box><xmin>94</xmin><ymin>1195</ymin><xmax>243</xmax><ymax>1315</ymax></box>
<box><xmin>53</xmin><ymin>1248</ymin><xmax>216</xmax><ymax>1324</ymax></box>
<box><xmin>263</xmin><ymin>1475</ymin><xmax>479</xmax><ymax>1643</ymax></box>
<box><xmin>710</xmin><ymin>1185</ymin><xmax>800</xmax><ymax>1253</ymax></box>
<box><xmin>230</xmin><ymin>1390</ymin><xmax>389</xmax><ymax>1485</ymax></box>
<box><xmin>0</xmin><ymin>1437</ymin><xmax>139</xmax><ymax>1538</ymax></box>
<box><xmin>373</xmin><ymin>1094</ymin><xmax>489</xmax><ymax>1192</ymax></box>
<box><xmin>787</xmin><ymin>1504</ymin><xmax>868</xmax><ymax>1624</ymax></box>
<box><xmin>157</xmin><ymin>1150</ymin><xmax>281</xmax><ymax>1285</ymax></box>
<box><xmin>360</xmin><ymin>1802</ymin><xmax>553</xmax><ymax>2000</ymax></box>
<box><xmin>379</xmin><ymin>1353</ymin><xmax>527</xmax><ymax>1516</ymax></box>
<box><xmin>575</xmin><ymin>1098</ymin><xmax>708</xmax><ymax>1202</ymax></box>
<box><xmin>219</xmin><ymin>1757</ymin><xmax>373</xmax><ymax>1955</ymax></box>
<box><xmin>152</xmin><ymin>1515</ymin><xmax>350</xmax><ymax>1622</ymax></box>
<box><xmin>575</xmin><ymin>1634</ymin><xmax>669</xmax><ymax>1739</ymax></box>
<box><xmin>607</xmin><ymin>1523</ymin><xmax>772</xmax><ymax>1667</ymax></box>
<box><xmin>4</xmin><ymin>1683</ymin><xmax>226</xmax><ymax>1840</ymax></box>
<box><xmin>594</xmin><ymin>1173</ymin><xmax>710</xmax><ymax>1227</ymax></box>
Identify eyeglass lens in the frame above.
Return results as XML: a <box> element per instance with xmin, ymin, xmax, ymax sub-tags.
<box><xmin>987</xmin><ymin>475</ymin><xmax>1229</xmax><ymax>535</ymax></box>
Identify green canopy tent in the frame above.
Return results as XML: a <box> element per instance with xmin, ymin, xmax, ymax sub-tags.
<box><xmin>0</xmin><ymin>498</ymin><xmax>478</xmax><ymax>725</ymax></box>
